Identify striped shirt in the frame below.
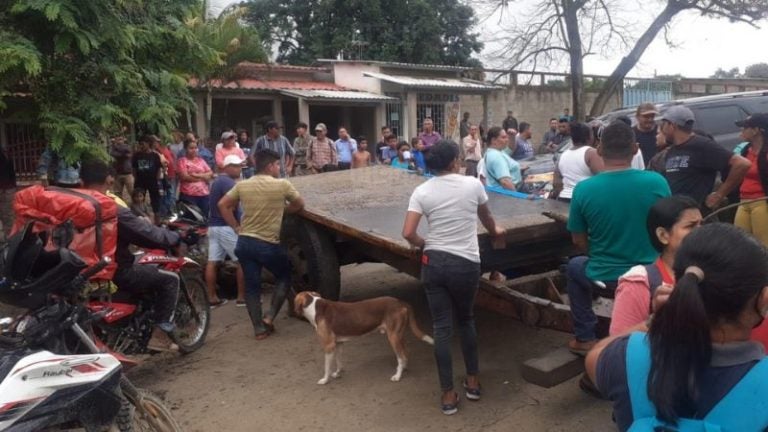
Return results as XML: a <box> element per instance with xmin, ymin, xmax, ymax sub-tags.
<box><xmin>252</xmin><ymin>134</ymin><xmax>295</xmax><ymax>178</ymax></box>
<box><xmin>226</xmin><ymin>175</ymin><xmax>300</xmax><ymax>244</ymax></box>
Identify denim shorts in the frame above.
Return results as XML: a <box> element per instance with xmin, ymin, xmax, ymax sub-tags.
<box><xmin>208</xmin><ymin>226</ymin><xmax>238</xmax><ymax>262</ymax></box>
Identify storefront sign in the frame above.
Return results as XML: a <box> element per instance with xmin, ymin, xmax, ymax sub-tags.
<box><xmin>417</xmin><ymin>93</ymin><xmax>460</xmax><ymax>103</ymax></box>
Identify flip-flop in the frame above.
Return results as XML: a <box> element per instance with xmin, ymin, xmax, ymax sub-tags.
<box><xmin>262</xmin><ymin>320</ymin><xmax>275</xmax><ymax>334</ymax></box>
<box><xmin>254</xmin><ymin>331</ymin><xmax>270</xmax><ymax>341</ymax></box>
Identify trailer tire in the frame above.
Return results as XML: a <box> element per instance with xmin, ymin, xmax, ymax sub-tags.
<box><xmin>291</xmin><ymin>219</ymin><xmax>340</xmax><ymax>301</ymax></box>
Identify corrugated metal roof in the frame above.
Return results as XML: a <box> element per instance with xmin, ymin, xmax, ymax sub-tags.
<box><xmin>237</xmin><ymin>62</ymin><xmax>329</xmax><ymax>73</ymax></box>
<box><xmin>280</xmin><ymin>89</ymin><xmax>397</xmax><ymax>102</ymax></box>
<box><xmin>190</xmin><ymin>78</ymin><xmax>344</xmax><ymax>92</ymax></box>
<box><xmin>317</xmin><ymin>59</ymin><xmax>475</xmax><ymax>73</ymax></box>
<box><xmin>362</xmin><ymin>71</ymin><xmax>500</xmax><ymax>91</ymax></box>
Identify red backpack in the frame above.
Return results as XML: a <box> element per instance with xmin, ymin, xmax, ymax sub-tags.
<box><xmin>11</xmin><ymin>185</ymin><xmax>118</xmax><ymax>281</ymax></box>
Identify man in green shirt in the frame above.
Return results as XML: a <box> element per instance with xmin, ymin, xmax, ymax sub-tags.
<box><xmin>566</xmin><ymin>121</ymin><xmax>670</xmax><ymax>355</ymax></box>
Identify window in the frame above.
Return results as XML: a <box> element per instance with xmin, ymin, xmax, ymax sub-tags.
<box><xmin>691</xmin><ymin>104</ymin><xmax>747</xmax><ymax>136</ymax></box>
<box><xmin>385</xmin><ymin>92</ymin><xmax>403</xmax><ymax>139</ymax></box>
<box><xmin>416</xmin><ymin>104</ymin><xmax>445</xmax><ymax>136</ymax></box>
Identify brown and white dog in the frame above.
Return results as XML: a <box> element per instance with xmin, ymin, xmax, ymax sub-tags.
<box><xmin>294</xmin><ymin>291</ymin><xmax>434</xmax><ymax>385</ymax></box>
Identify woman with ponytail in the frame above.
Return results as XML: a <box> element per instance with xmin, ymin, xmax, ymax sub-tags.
<box><xmin>586</xmin><ymin>223</ymin><xmax>768</xmax><ymax>431</ymax></box>
<box><xmin>734</xmin><ymin>113</ymin><xmax>768</xmax><ymax>246</ymax></box>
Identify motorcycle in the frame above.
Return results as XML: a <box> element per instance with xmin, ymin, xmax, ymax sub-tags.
<box><xmin>0</xmin><ymin>258</ymin><xmax>182</xmax><ymax>431</ymax></box>
<box><xmin>87</xmin><ymin>239</ymin><xmax>210</xmax><ymax>356</ymax></box>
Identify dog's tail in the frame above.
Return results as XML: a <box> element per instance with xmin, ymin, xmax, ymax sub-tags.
<box><xmin>407</xmin><ymin>305</ymin><xmax>434</xmax><ymax>345</ymax></box>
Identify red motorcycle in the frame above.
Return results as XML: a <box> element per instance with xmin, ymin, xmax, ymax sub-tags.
<box><xmin>87</xmin><ymin>241</ymin><xmax>211</xmax><ymax>356</ymax></box>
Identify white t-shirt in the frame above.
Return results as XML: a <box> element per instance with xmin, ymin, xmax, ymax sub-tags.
<box><xmin>407</xmin><ymin>174</ymin><xmax>489</xmax><ymax>263</ymax></box>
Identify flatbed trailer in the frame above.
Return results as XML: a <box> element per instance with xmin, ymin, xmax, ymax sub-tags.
<box><xmin>284</xmin><ymin>166</ymin><xmax>609</xmax><ymax>333</ymax></box>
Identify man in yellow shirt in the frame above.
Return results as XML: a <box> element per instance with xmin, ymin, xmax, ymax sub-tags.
<box><xmin>218</xmin><ymin>148</ymin><xmax>305</xmax><ymax>340</ymax></box>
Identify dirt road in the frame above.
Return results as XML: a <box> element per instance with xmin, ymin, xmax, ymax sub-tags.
<box><xmin>129</xmin><ymin>263</ymin><xmax>614</xmax><ymax>432</ymax></box>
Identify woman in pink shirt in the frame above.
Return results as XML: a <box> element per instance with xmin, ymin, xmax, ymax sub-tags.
<box><xmin>610</xmin><ymin>196</ymin><xmax>702</xmax><ymax>335</ymax></box>
<box><xmin>215</xmin><ymin>131</ymin><xmax>246</xmax><ymax>171</ymax></box>
<box><xmin>178</xmin><ymin>137</ymin><xmax>214</xmax><ymax>218</ymax></box>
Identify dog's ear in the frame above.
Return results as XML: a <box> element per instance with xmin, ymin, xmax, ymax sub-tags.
<box><xmin>293</xmin><ymin>292</ymin><xmax>306</xmax><ymax>317</ymax></box>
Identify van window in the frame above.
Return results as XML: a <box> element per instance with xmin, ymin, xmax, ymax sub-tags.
<box><xmin>691</xmin><ymin>105</ymin><xmax>747</xmax><ymax>136</ymax></box>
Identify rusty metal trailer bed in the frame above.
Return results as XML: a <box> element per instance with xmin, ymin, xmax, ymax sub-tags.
<box><xmin>285</xmin><ymin>166</ymin><xmax>597</xmax><ymax>333</ymax></box>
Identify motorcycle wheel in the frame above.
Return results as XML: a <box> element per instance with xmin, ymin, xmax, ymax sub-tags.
<box><xmin>120</xmin><ymin>389</ymin><xmax>182</xmax><ymax>432</ymax></box>
<box><xmin>170</xmin><ymin>272</ymin><xmax>210</xmax><ymax>354</ymax></box>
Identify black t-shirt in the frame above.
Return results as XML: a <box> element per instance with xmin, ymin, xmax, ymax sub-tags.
<box><xmin>663</xmin><ymin>135</ymin><xmax>732</xmax><ymax>205</ymax></box>
<box><xmin>596</xmin><ymin>335</ymin><xmax>763</xmax><ymax>432</ymax></box>
<box><xmin>634</xmin><ymin>126</ymin><xmax>658</xmax><ymax>165</ymax></box>
<box><xmin>132</xmin><ymin>151</ymin><xmax>161</xmax><ymax>187</ymax></box>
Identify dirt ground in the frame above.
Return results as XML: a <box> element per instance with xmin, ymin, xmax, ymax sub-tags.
<box><xmin>129</xmin><ymin>263</ymin><xmax>614</xmax><ymax>432</ymax></box>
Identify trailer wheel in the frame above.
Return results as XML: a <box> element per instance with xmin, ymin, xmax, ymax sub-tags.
<box><xmin>288</xmin><ymin>219</ymin><xmax>340</xmax><ymax>301</ymax></box>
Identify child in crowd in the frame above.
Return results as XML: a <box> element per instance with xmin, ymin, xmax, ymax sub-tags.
<box><xmin>391</xmin><ymin>141</ymin><xmax>412</xmax><ymax>170</ymax></box>
<box><xmin>352</xmin><ymin>137</ymin><xmax>372</xmax><ymax>168</ymax></box>
<box><xmin>610</xmin><ymin>196</ymin><xmax>702</xmax><ymax>335</ymax></box>
<box><xmin>410</xmin><ymin>137</ymin><xmax>426</xmax><ymax>171</ymax></box>
<box><xmin>130</xmin><ymin>188</ymin><xmax>153</xmax><ymax>223</ymax></box>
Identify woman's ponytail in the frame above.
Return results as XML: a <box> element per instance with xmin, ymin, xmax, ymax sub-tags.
<box><xmin>648</xmin><ymin>271</ymin><xmax>711</xmax><ymax>424</ymax></box>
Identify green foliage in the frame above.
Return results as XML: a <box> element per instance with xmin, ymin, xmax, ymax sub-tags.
<box><xmin>711</xmin><ymin>67</ymin><xmax>741</xmax><ymax>79</ymax></box>
<box><xmin>0</xmin><ymin>0</ymin><xmax>223</xmax><ymax>163</ymax></box>
<box><xmin>244</xmin><ymin>0</ymin><xmax>483</xmax><ymax>67</ymax></box>
<box><xmin>745</xmin><ymin>63</ymin><xmax>768</xmax><ymax>79</ymax></box>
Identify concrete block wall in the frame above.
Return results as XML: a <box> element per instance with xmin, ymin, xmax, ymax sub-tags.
<box><xmin>460</xmin><ymin>86</ymin><xmax>622</xmax><ymax>143</ymax></box>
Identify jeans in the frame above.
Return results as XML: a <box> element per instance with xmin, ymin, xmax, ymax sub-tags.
<box><xmin>160</xmin><ymin>178</ymin><xmax>175</xmax><ymax>218</ymax></box>
<box><xmin>113</xmin><ymin>265</ymin><xmax>179</xmax><ymax>328</ymax></box>
<box><xmin>566</xmin><ymin>256</ymin><xmax>617</xmax><ymax>342</ymax></box>
<box><xmin>179</xmin><ymin>194</ymin><xmax>209</xmax><ymax>220</ymax></box>
<box><xmin>421</xmin><ymin>250</ymin><xmax>481</xmax><ymax>391</ymax></box>
<box><xmin>464</xmin><ymin>160</ymin><xmax>479</xmax><ymax>177</ymax></box>
<box><xmin>235</xmin><ymin>236</ymin><xmax>292</xmax><ymax>333</ymax></box>
<box><xmin>735</xmin><ymin>200</ymin><xmax>768</xmax><ymax>246</ymax></box>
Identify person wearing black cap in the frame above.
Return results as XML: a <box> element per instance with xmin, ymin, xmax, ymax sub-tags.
<box><xmin>659</xmin><ymin>105</ymin><xmax>750</xmax><ymax>210</ymax></box>
<box><xmin>734</xmin><ymin>113</ymin><xmax>768</xmax><ymax>245</ymax></box>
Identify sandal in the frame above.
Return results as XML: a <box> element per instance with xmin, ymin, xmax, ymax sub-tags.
<box><xmin>209</xmin><ymin>298</ymin><xmax>228</xmax><ymax>308</ymax></box>
<box><xmin>262</xmin><ymin>320</ymin><xmax>275</xmax><ymax>334</ymax></box>
<box><xmin>463</xmin><ymin>380</ymin><xmax>481</xmax><ymax>401</ymax></box>
<box><xmin>254</xmin><ymin>331</ymin><xmax>270</xmax><ymax>341</ymax></box>
<box><xmin>440</xmin><ymin>392</ymin><xmax>460</xmax><ymax>416</ymax></box>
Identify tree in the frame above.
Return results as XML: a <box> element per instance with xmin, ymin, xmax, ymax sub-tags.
<box><xmin>188</xmin><ymin>4</ymin><xmax>268</xmax><ymax>134</ymax></box>
<box><xmin>243</xmin><ymin>0</ymin><xmax>483</xmax><ymax>67</ymax></box>
<box><xmin>489</xmin><ymin>0</ymin><xmax>768</xmax><ymax>120</ymax></box>
<box><xmin>745</xmin><ymin>62</ymin><xmax>768</xmax><ymax>78</ymax></box>
<box><xmin>711</xmin><ymin>67</ymin><xmax>741</xmax><ymax>79</ymax></box>
<box><xmin>0</xmin><ymin>0</ymin><xmax>221</xmax><ymax>162</ymax></box>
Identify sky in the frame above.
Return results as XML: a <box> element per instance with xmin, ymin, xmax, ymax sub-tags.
<box><xmin>210</xmin><ymin>0</ymin><xmax>768</xmax><ymax>79</ymax></box>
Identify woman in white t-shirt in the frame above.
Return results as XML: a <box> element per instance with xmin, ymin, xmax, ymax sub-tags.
<box><xmin>552</xmin><ymin>122</ymin><xmax>603</xmax><ymax>202</ymax></box>
<box><xmin>402</xmin><ymin>140</ymin><xmax>506</xmax><ymax>415</ymax></box>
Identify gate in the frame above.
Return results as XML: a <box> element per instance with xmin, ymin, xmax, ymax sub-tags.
<box><xmin>623</xmin><ymin>79</ymin><xmax>673</xmax><ymax>107</ymax></box>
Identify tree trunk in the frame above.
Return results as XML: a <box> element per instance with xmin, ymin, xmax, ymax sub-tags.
<box><xmin>562</xmin><ymin>1</ymin><xmax>585</xmax><ymax>121</ymax></box>
<box><xmin>589</xmin><ymin>2</ymin><xmax>682</xmax><ymax>118</ymax></box>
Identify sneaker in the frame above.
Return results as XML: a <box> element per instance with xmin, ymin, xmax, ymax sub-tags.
<box><xmin>440</xmin><ymin>392</ymin><xmax>460</xmax><ymax>416</ymax></box>
<box><xmin>463</xmin><ymin>380</ymin><xmax>481</xmax><ymax>401</ymax></box>
<box><xmin>235</xmin><ymin>300</ymin><xmax>246</xmax><ymax>307</ymax></box>
<box><xmin>568</xmin><ymin>338</ymin><xmax>597</xmax><ymax>356</ymax></box>
<box><xmin>147</xmin><ymin>328</ymin><xmax>179</xmax><ymax>352</ymax></box>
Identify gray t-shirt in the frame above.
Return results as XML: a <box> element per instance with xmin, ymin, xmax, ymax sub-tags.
<box><xmin>407</xmin><ymin>174</ymin><xmax>488</xmax><ymax>263</ymax></box>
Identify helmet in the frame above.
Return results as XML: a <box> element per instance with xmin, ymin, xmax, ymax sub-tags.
<box><xmin>0</xmin><ymin>223</ymin><xmax>87</xmax><ymax>309</ymax></box>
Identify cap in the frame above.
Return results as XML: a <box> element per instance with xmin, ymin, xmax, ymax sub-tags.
<box><xmin>315</xmin><ymin>123</ymin><xmax>327</xmax><ymax>132</ymax></box>
<box><xmin>221</xmin><ymin>131</ymin><xmax>236</xmax><ymax>140</ymax></box>
<box><xmin>735</xmin><ymin>113</ymin><xmax>768</xmax><ymax>130</ymax></box>
<box><xmin>222</xmin><ymin>154</ymin><xmax>245</xmax><ymax>167</ymax></box>
<box><xmin>148</xmin><ymin>134</ymin><xmax>161</xmax><ymax>142</ymax></box>
<box><xmin>636</xmin><ymin>102</ymin><xmax>659</xmax><ymax>116</ymax></box>
<box><xmin>660</xmin><ymin>106</ymin><xmax>695</xmax><ymax>127</ymax></box>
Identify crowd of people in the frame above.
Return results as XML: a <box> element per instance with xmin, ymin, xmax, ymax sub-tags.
<box><xmin>403</xmin><ymin>104</ymin><xmax>768</xmax><ymax>431</ymax></box>
<box><xmin>4</xmin><ymin>100</ymin><xmax>768</xmax><ymax>429</ymax></box>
